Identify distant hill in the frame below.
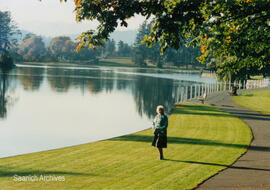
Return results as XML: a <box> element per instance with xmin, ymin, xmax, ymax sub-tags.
<box><xmin>17</xmin><ymin>30</ymin><xmax>53</xmax><ymax>47</ymax></box>
<box><xmin>70</xmin><ymin>30</ymin><xmax>137</xmax><ymax>46</ymax></box>
<box><xmin>109</xmin><ymin>30</ymin><xmax>137</xmax><ymax>45</ymax></box>
<box><xmin>17</xmin><ymin>30</ymin><xmax>137</xmax><ymax>47</ymax></box>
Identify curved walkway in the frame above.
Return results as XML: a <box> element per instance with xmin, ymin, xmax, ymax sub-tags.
<box><xmin>196</xmin><ymin>89</ymin><xmax>270</xmax><ymax>190</ymax></box>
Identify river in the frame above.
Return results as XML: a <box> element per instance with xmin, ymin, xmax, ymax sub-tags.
<box><xmin>0</xmin><ymin>64</ymin><xmax>215</xmax><ymax>158</ymax></box>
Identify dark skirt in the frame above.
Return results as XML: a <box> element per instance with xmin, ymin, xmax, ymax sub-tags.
<box><xmin>152</xmin><ymin>133</ymin><xmax>167</xmax><ymax>148</ymax></box>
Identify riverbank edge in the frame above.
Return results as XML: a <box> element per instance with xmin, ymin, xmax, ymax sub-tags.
<box><xmin>15</xmin><ymin>61</ymin><xmax>201</xmax><ymax>74</ymax></box>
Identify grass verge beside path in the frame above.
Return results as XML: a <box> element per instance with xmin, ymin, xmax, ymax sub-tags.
<box><xmin>233</xmin><ymin>89</ymin><xmax>270</xmax><ymax>115</ymax></box>
<box><xmin>0</xmin><ymin>104</ymin><xmax>252</xmax><ymax>190</ymax></box>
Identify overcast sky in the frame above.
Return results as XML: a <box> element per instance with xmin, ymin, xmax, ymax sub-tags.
<box><xmin>0</xmin><ymin>0</ymin><xmax>145</xmax><ymax>36</ymax></box>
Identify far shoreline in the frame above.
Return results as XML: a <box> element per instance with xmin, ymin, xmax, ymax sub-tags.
<box><xmin>15</xmin><ymin>61</ymin><xmax>202</xmax><ymax>74</ymax></box>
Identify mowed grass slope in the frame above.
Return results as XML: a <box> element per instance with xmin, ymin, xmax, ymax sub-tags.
<box><xmin>0</xmin><ymin>104</ymin><xmax>252</xmax><ymax>190</ymax></box>
<box><xmin>233</xmin><ymin>89</ymin><xmax>270</xmax><ymax>115</ymax></box>
<box><xmin>99</xmin><ymin>58</ymin><xmax>134</xmax><ymax>65</ymax></box>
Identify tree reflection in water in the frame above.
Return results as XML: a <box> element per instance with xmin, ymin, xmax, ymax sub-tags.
<box><xmin>2</xmin><ymin>65</ymin><xmax>202</xmax><ymax>119</ymax></box>
<box><xmin>0</xmin><ymin>68</ymin><xmax>18</xmax><ymax>119</ymax></box>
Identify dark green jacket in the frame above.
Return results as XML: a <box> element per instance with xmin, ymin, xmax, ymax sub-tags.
<box><xmin>152</xmin><ymin>114</ymin><xmax>168</xmax><ymax>136</ymax></box>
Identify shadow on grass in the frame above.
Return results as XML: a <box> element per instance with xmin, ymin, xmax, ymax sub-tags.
<box><xmin>173</xmin><ymin>104</ymin><xmax>234</xmax><ymax>118</ymax></box>
<box><xmin>111</xmin><ymin>135</ymin><xmax>270</xmax><ymax>152</ymax></box>
<box><xmin>165</xmin><ymin>159</ymin><xmax>270</xmax><ymax>171</ymax></box>
<box><xmin>0</xmin><ymin>166</ymin><xmax>93</xmax><ymax>177</ymax></box>
<box><xmin>219</xmin><ymin>107</ymin><xmax>270</xmax><ymax>121</ymax></box>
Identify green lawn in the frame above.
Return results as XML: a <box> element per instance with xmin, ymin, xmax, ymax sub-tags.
<box><xmin>233</xmin><ymin>89</ymin><xmax>270</xmax><ymax>115</ymax></box>
<box><xmin>0</xmin><ymin>104</ymin><xmax>252</xmax><ymax>190</ymax></box>
<box><xmin>99</xmin><ymin>58</ymin><xmax>135</xmax><ymax>65</ymax></box>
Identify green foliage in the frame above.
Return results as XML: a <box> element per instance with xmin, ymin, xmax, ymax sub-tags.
<box><xmin>133</xmin><ymin>21</ymin><xmax>202</xmax><ymax>68</ymax></box>
<box><xmin>198</xmin><ymin>0</ymin><xmax>270</xmax><ymax>81</ymax></box>
<box><xmin>0</xmin><ymin>11</ymin><xmax>20</xmax><ymax>52</ymax></box>
<box><xmin>0</xmin><ymin>11</ymin><xmax>20</xmax><ymax>67</ymax></box>
<box><xmin>133</xmin><ymin>21</ymin><xmax>149</xmax><ymax>66</ymax></box>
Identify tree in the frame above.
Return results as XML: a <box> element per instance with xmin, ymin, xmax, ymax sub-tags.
<box><xmin>57</xmin><ymin>0</ymin><xmax>270</xmax><ymax>81</ymax></box>
<box><xmin>103</xmin><ymin>39</ymin><xmax>116</xmax><ymax>57</ymax></box>
<box><xmin>117</xmin><ymin>40</ymin><xmax>132</xmax><ymax>57</ymax></box>
<box><xmin>0</xmin><ymin>11</ymin><xmax>20</xmax><ymax>68</ymax></box>
<box><xmin>49</xmin><ymin>36</ymin><xmax>74</xmax><ymax>61</ymax></box>
<box><xmin>133</xmin><ymin>21</ymin><xmax>201</xmax><ymax>68</ymax></box>
<box><xmin>196</xmin><ymin>1</ymin><xmax>270</xmax><ymax>82</ymax></box>
<box><xmin>49</xmin><ymin>36</ymin><xmax>99</xmax><ymax>62</ymax></box>
<box><xmin>17</xmin><ymin>34</ymin><xmax>47</xmax><ymax>62</ymax></box>
<box><xmin>132</xmin><ymin>21</ymin><xmax>149</xmax><ymax>67</ymax></box>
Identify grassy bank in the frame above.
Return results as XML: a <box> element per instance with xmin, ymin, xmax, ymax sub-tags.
<box><xmin>99</xmin><ymin>58</ymin><xmax>135</xmax><ymax>66</ymax></box>
<box><xmin>233</xmin><ymin>89</ymin><xmax>270</xmax><ymax>115</ymax></box>
<box><xmin>0</xmin><ymin>104</ymin><xmax>252</xmax><ymax>190</ymax></box>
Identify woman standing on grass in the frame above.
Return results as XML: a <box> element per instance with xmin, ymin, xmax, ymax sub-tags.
<box><xmin>152</xmin><ymin>105</ymin><xmax>168</xmax><ymax>160</ymax></box>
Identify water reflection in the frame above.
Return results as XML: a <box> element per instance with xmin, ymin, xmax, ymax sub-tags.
<box><xmin>17</xmin><ymin>67</ymin><xmax>44</xmax><ymax>91</ymax></box>
<box><xmin>0</xmin><ymin>68</ymin><xmax>18</xmax><ymax>119</ymax></box>
<box><xmin>2</xmin><ymin>65</ymin><xmax>206</xmax><ymax>119</ymax></box>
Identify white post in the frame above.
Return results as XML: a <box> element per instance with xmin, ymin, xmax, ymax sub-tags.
<box><xmin>190</xmin><ymin>86</ymin><xmax>193</xmax><ymax>99</ymax></box>
<box><xmin>180</xmin><ymin>87</ymin><xmax>184</xmax><ymax>102</ymax></box>
<box><xmin>194</xmin><ymin>85</ymin><xmax>197</xmax><ymax>98</ymax></box>
<box><xmin>198</xmin><ymin>84</ymin><xmax>201</xmax><ymax>97</ymax></box>
<box><xmin>185</xmin><ymin>86</ymin><xmax>188</xmax><ymax>101</ymax></box>
<box><xmin>176</xmin><ymin>87</ymin><xmax>179</xmax><ymax>102</ymax></box>
<box><xmin>238</xmin><ymin>81</ymin><xmax>241</xmax><ymax>89</ymax></box>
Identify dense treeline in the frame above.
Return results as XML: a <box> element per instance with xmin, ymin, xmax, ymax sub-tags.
<box><xmin>11</xmin><ymin>29</ymin><xmax>202</xmax><ymax>68</ymax></box>
<box><xmin>10</xmin><ymin>33</ymin><xmax>134</xmax><ymax>64</ymax></box>
<box><xmin>1</xmin><ymin>10</ymin><xmax>202</xmax><ymax>68</ymax></box>
<box><xmin>11</xmin><ymin>34</ymin><xmax>100</xmax><ymax>63</ymax></box>
<box><xmin>132</xmin><ymin>21</ymin><xmax>202</xmax><ymax>68</ymax></box>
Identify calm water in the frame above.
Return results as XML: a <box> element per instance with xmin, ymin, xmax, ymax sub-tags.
<box><xmin>0</xmin><ymin>64</ymin><xmax>215</xmax><ymax>158</ymax></box>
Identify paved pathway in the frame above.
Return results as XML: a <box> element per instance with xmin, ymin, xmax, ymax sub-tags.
<box><xmin>192</xmin><ymin>89</ymin><xmax>270</xmax><ymax>190</ymax></box>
